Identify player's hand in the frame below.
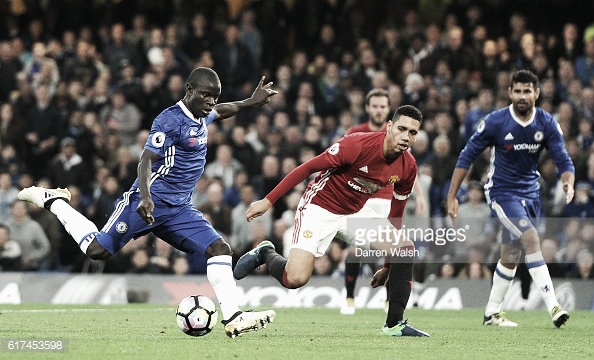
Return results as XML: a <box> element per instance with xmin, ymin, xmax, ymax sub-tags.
<box><xmin>370</xmin><ymin>267</ymin><xmax>389</xmax><ymax>288</ymax></box>
<box><xmin>248</xmin><ymin>76</ymin><xmax>278</xmax><ymax>106</ymax></box>
<box><xmin>563</xmin><ymin>182</ymin><xmax>574</xmax><ymax>204</ymax></box>
<box><xmin>245</xmin><ymin>198</ymin><xmax>273</xmax><ymax>222</ymax></box>
<box><xmin>137</xmin><ymin>197</ymin><xmax>155</xmax><ymax>225</ymax></box>
<box><xmin>446</xmin><ymin>196</ymin><xmax>459</xmax><ymax>226</ymax></box>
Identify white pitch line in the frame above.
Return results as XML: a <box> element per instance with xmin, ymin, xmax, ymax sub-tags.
<box><xmin>0</xmin><ymin>308</ymin><xmax>174</xmax><ymax>313</ymax></box>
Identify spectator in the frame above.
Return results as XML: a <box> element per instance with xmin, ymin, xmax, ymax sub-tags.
<box><xmin>98</xmin><ymin>89</ymin><xmax>142</xmax><ymax>146</ymax></box>
<box><xmin>541</xmin><ymin>238</ymin><xmax>566</xmax><ymax>278</ymax></box>
<box><xmin>457</xmin><ymin>262</ymin><xmax>492</xmax><ymax>279</ymax></box>
<box><xmin>223</xmin><ymin>170</ymin><xmax>248</xmax><ymax>208</ymax></box>
<box><xmin>228</xmin><ymin>125</ymin><xmax>257</xmax><ymax>175</ymax></box>
<box><xmin>47</xmin><ymin>137</ymin><xmax>91</xmax><ymax>193</ymax></box>
<box><xmin>23</xmin><ymin>42</ymin><xmax>60</xmax><ymax>93</ymax></box>
<box><xmin>230</xmin><ymin>184</ymin><xmax>272</xmax><ymax>255</ymax></box>
<box><xmin>182</xmin><ymin>13</ymin><xmax>214</xmax><ymax>62</ymax></box>
<box><xmin>454</xmin><ymin>181</ymin><xmax>493</xmax><ymax>261</ymax></box>
<box><xmin>7</xmin><ymin>200</ymin><xmax>51</xmax><ymax>271</ymax></box>
<box><xmin>0</xmin><ymin>41</ymin><xmax>22</xmax><ymax>102</ymax></box>
<box><xmin>211</xmin><ymin>23</ymin><xmax>255</xmax><ymax>102</ymax></box>
<box><xmin>204</xmin><ymin>144</ymin><xmax>245</xmax><ymax>190</ymax></box>
<box><xmin>0</xmin><ymin>224</ymin><xmax>21</xmax><ymax>271</ymax></box>
<box><xmin>464</xmin><ymin>89</ymin><xmax>494</xmax><ymax>142</ymax></box>
<box><xmin>574</xmin><ymin>36</ymin><xmax>594</xmax><ymax>86</ymax></box>
<box><xmin>62</xmin><ymin>40</ymin><xmax>100</xmax><ymax>88</ymax></box>
<box><xmin>567</xmin><ymin>249</ymin><xmax>594</xmax><ymax>279</ymax></box>
<box><xmin>102</xmin><ymin>23</ymin><xmax>140</xmax><ymax>84</ymax></box>
<box><xmin>24</xmin><ymin>84</ymin><xmax>61</xmax><ymax>178</ymax></box>
<box><xmin>0</xmin><ymin>171</ymin><xmax>18</xmax><ymax>223</ymax></box>
<box><xmin>197</xmin><ymin>181</ymin><xmax>232</xmax><ymax>237</ymax></box>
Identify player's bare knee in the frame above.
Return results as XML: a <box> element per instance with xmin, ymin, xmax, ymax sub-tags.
<box><xmin>520</xmin><ymin>231</ymin><xmax>540</xmax><ymax>254</ymax></box>
<box><xmin>205</xmin><ymin>239</ymin><xmax>231</xmax><ymax>258</ymax></box>
<box><xmin>285</xmin><ymin>272</ymin><xmax>310</xmax><ymax>288</ymax></box>
<box><xmin>86</xmin><ymin>240</ymin><xmax>111</xmax><ymax>260</ymax></box>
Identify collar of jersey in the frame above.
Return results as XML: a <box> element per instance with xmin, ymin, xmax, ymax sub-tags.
<box><xmin>177</xmin><ymin>100</ymin><xmax>203</xmax><ymax>124</ymax></box>
<box><xmin>508</xmin><ymin>104</ymin><xmax>535</xmax><ymax>127</ymax></box>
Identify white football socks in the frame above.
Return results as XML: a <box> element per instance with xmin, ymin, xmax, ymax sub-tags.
<box><xmin>50</xmin><ymin>199</ymin><xmax>98</xmax><ymax>254</ymax></box>
<box><xmin>526</xmin><ymin>251</ymin><xmax>559</xmax><ymax>314</ymax></box>
<box><xmin>485</xmin><ymin>260</ymin><xmax>516</xmax><ymax>316</ymax></box>
<box><xmin>207</xmin><ymin>255</ymin><xmax>241</xmax><ymax>320</ymax></box>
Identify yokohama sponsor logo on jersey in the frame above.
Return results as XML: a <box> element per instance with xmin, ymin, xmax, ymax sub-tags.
<box><xmin>513</xmin><ymin>143</ymin><xmax>540</xmax><ymax>152</ymax></box>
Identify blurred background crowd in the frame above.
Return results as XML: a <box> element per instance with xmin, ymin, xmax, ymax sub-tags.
<box><xmin>0</xmin><ymin>0</ymin><xmax>592</xmax><ymax>282</ymax></box>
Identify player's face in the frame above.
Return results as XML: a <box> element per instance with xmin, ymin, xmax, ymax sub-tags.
<box><xmin>384</xmin><ymin>115</ymin><xmax>420</xmax><ymax>158</ymax></box>
<box><xmin>365</xmin><ymin>95</ymin><xmax>390</xmax><ymax>126</ymax></box>
<box><xmin>186</xmin><ymin>79</ymin><xmax>221</xmax><ymax>118</ymax></box>
<box><xmin>508</xmin><ymin>82</ymin><xmax>540</xmax><ymax>117</ymax></box>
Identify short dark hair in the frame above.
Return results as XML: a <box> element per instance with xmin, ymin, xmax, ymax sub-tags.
<box><xmin>392</xmin><ymin>105</ymin><xmax>423</xmax><ymax>123</ymax></box>
<box><xmin>187</xmin><ymin>67</ymin><xmax>219</xmax><ymax>87</ymax></box>
<box><xmin>365</xmin><ymin>89</ymin><xmax>390</xmax><ymax>106</ymax></box>
<box><xmin>511</xmin><ymin>69</ymin><xmax>539</xmax><ymax>88</ymax></box>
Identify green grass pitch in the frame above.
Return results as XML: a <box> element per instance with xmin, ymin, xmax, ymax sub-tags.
<box><xmin>0</xmin><ymin>305</ymin><xmax>592</xmax><ymax>359</ymax></box>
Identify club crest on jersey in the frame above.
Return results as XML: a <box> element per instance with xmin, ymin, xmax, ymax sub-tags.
<box><xmin>151</xmin><ymin>132</ymin><xmax>166</xmax><ymax>147</ymax></box>
<box><xmin>534</xmin><ymin>131</ymin><xmax>543</xmax><ymax>142</ymax></box>
<box><xmin>387</xmin><ymin>175</ymin><xmax>400</xmax><ymax>184</ymax></box>
<box><xmin>303</xmin><ymin>230</ymin><xmax>313</xmax><ymax>238</ymax></box>
<box><xmin>116</xmin><ymin>221</ymin><xmax>128</xmax><ymax>234</ymax></box>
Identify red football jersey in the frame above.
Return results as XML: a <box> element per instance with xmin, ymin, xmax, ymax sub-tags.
<box><xmin>346</xmin><ymin>122</ymin><xmax>392</xmax><ymax>200</ymax></box>
<box><xmin>303</xmin><ymin>132</ymin><xmax>416</xmax><ymax>214</ymax></box>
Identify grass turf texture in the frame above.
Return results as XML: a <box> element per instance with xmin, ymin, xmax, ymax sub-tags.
<box><xmin>0</xmin><ymin>305</ymin><xmax>592</xmax><ymax>359</ymax></box>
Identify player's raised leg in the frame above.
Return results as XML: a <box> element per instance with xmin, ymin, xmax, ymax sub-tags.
<box><xmin>18</xmin><ymin>186</ymin><xmax>109</xmax><ymax>259</ymax></box>
<box><xmin>205</xmin><ymin>239</ymin><xmax>275</xmax><ymax>338</ymax></box>
<box><xmin>520</xmin><ymin>228</ymin><xmax>569</xmax><ymax>327</ymax></box>
<box><xmin>234</xmin><ymin>241</ymin><xmax>316</xmax><ymax>289</ymax></box>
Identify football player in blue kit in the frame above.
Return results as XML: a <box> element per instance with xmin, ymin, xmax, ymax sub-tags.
<box><xmin>19</xmin><ymin>67</ymin><xmax>278</xmax><ymax>338</ymax></box>
<box><xmin>447</xmin><ymin>69</ymin><xmax>574</xmax><ymax>328</ymax></box>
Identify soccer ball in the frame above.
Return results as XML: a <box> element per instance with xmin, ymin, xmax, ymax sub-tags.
<box><xmin>176</xmin><ymin>295</ymin><xmax>218</xmax><ymax>336</ymax></box>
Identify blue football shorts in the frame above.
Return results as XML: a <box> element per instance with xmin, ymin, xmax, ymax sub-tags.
<box><xmin>95</xmin><ymin>190</ymin><xmax>221</xmax><ymax>255</ymax></box>
<box><xmin>489</xmin><ymin>197</ymin><xmax>541</xmax><ymax>246</ymax></box>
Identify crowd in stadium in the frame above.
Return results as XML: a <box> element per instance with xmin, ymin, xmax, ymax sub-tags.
<box><xmin>0</xmin><ymin>0</ymin><xmax>592</xmax><ymax>280</ymax></box>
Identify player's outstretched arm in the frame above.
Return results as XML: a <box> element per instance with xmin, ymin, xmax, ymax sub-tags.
<box><xmin>446</xmin><ymin>167</ymin><xmax>468</xmax><ymax>223</ymax></box>
<box><xmin>214</xmin><ymin>76</ymin><xmax>278</xmax><ymax>119</ymax></box>
<box><xmin>136</xmin><ymin>149</ymin><xmax>160</xmax><ymax>225</ymax></box>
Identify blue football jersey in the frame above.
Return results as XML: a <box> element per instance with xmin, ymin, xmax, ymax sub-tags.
<box><xmin>456</xmin><ymin>105</ymin><xmax>574</xmax><ymax>202</ymax></box>
<box><xmin>130</xmin><ymin>100</ymin><xmax>217</xmax><ymax>205</ymax></box>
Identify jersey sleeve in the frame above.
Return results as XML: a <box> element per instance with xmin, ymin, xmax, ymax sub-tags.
<box><xmin>389</xmin><ymin>158</ymin><xmax>417</xmax><ymax>227</ymax></box>
<box><xmin>204</xmin><ymin>110</ymin><xmax>218</xmax><ymax>126</ymax></box>
<box><xmin>144</xmin><ymin>110</ymin><xmax>180</xmax><ymax>156</ymax></box>
<box><xmin>544</xmin><ymin>116</ymin><xmax>575</xmax><ymax>174</ymax></box>
<box><xmin>393</xmin><ymin>157</ymin><xmax>417</xmax><ymax>200</ymax></box>
<box><xmin>320</xmin><ymin>135</ymin><xmax>361</xmax><ymax>167</ymax></box>
<box><xmin>456</xmin><ymin>114</ymin><xmax>495</xmax><ymax>169</ymax></box>
<box><xmin>265</xmin><ymin>136</ymin><xmax>362</xmax><ymax>204</ymax></box>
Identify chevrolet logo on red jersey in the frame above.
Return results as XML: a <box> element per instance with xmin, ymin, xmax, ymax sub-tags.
<box><xmin>387</xmin><ymin>175</ymin><xmax>400</xmax><ymax>184</ymax></box>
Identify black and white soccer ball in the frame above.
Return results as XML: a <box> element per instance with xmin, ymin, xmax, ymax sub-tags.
<box><xmin>176</xmin><ymin>295</ymin><xmax>218</xmax><ymax>336</ymax></box>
